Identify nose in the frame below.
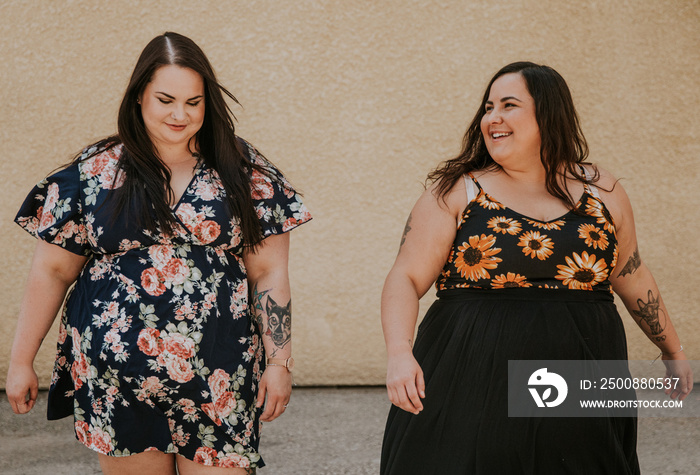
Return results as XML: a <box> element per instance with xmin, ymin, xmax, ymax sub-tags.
<box><xmin>171</xmin><ymin>104</ymin><xmax>185</xmax><ymax>121</ymax></box>
<box><xmin>487</xmin><ymin>109</ymin><xmax>503</xmax><ymax>124</ymax></box>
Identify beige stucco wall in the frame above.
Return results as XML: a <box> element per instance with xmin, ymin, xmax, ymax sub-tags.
<box><xmin>1</xmin><ymin>0</ymin><xmax>698</xmax><ymax>388</ymax></box>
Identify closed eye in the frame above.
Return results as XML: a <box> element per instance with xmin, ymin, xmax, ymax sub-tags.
<box><xmin>158</xmin><ymin>98</ymin><xmax>172</xmax><ymax>104</ymax></box>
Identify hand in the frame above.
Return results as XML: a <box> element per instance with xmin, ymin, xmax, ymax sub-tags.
<box><xmin>386</xmin><ymin>351</ymin><xmax>425</xmax><ymax>414</ymax></box>
<box><xmin>256</xmin><ymin>365</ymin><xmax>292</xmax><ymax>422</ymax></box>
<box><xmin>661</xmin><ymin>352</ymin><xmax>693</xmax><ymax>401</ymax></box>
<box><xmin>6</xmin><ymin>362</ymin><xmax>39</xmax><ymax>414</ymax></box>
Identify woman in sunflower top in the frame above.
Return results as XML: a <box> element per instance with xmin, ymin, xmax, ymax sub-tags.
<box><xmin>6</xmin><ymin>32</ymin><xmax>311</xmax><ymax>474</ymax></box>
<box><xmin>380</xmin><ymin>62</ymin><xmax>692</xmax><ymax>474</ymax></box>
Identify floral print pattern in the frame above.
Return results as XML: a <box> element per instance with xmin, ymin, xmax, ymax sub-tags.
<box><xmin>453</xmin><ymin>234</ymin><xmax>503</xmax><ymax>281</ymax></box>
<box><xmin>437</xmin><ymin>173</ymin><xmax>617</xmax><ymax>292</ymax></box>
<box><xmin>555</xmin><ymin>251</ymin><xmax>609</xmax><ymax>290</ymax></box>
<box><xmin>15</xmin><ymin>140</ymin><xmax>311</xmax><ymax>468</ymax></box>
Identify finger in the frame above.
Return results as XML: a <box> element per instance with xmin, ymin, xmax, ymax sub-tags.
<box><xmin>677</xmin><ymin>375</ymin><xmax>693</xmax><ymax>401</ymax></box>
<box><xmin>256</xmin><ymin>381</ymin><xmax>267</xmax><ymax>409</ymax></box>
<box><xmin>269</xmin><ymin>392</ymin><xmax>290</xmax><ymax>421</ymax></box>
<box><xmin>680</xmin><ymin>379</ymin><xmax>694</xmax><ymax>401</ymax></box>
<box><xmin>416</xmin><ymin>370</ymin><xmax>426</xmax><ymax>399</ymax></box>
<box><xmin>269</xmin><ymin>401</ymin><xmax>287</xmax><ymax>422</ymax></box>
<box><xmin>388</xmin><ymin>387</ymin><xmax>402</xmax><ymax>408</ymax></box>
<box><xmin>397</xmin><ymin>385</ymin><xmax>419</xmax><ymax>414</ymax></box>
<box><xmin>8</xmin><ymin>392</ymin><xmax>28</xmax><ymax>414</ymax></box>
<box><xmin>14</xmin><ymin>398</ymin><xmax>31</xmax><ymax>415</ymax></box>
<box><xmin>670</xmin><ymin>376</ymin><xmax>686</xmax><ymax>400</ymax></box>
<box><xmin>405</xmin><ymin>383</ymin><xmax>423</xmax><ymax>413</ymax></box>
<box><xmin>260</xmin><ymin>392</ymin><xmax>279</xmax><ymax>421</ymax></box>
<box><xmin>27</xmin><ymin>385</ymin><xmax>38</xmax><ymax>411</ymax></box>
<box><xmin>261</xmin><ymin>398</ymin><xmax>283</xmax><ymax>422</ymax></box>
<box><xmin>260</xmin><ymin>403</ymin><xmax>273</xmax><ymax>422</ymax></box>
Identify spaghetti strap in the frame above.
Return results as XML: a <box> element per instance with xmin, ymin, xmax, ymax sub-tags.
<box><xmin>463</xmin><ymin>173</ymin><xmax>481</xmax><ymax>204</ymax></box>
<box><xmin>579</xmin><ymin>165</ymin><xmax>601</xmax><ymax>199</ymax></box>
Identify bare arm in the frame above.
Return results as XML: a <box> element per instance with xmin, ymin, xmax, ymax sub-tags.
<box><xmin>6</xmin><ymin>240</ymin><xmax>88</xmax><ymax>414</ymax></box>
<box><xmin>243</xmin><ymin>233</ymin><xmax>293</xmax><ymax>422</ymax></box>
<box><xmin>600</xmin><ymin>170</ymin><xmax>692</xmax><ymax>400</ymax></box>
<box><xmin>382</xmin><ymin>180</ymin><xmax>466</xmax><ymax>414</ymax></box>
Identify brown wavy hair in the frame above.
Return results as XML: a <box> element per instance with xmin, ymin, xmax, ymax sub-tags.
<box><xmin>75</xmin><ymin>32</ymin><xmax>276</xmax><ymax>247</ymax></box>
<box><xmin>428</xmin><ymin>61</ymin><xmax>598</xmax><ymax>209</ymax></box>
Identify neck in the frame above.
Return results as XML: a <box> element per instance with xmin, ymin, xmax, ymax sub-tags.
<box><xmin>499</xmin><ymin>165</ymin><xmax>547</xmax><ymax>185</ymax></box>
<box><xmin>156</xmin><ymin>146</ymin><xmax>199</xmax><ymax>167</ymax></box>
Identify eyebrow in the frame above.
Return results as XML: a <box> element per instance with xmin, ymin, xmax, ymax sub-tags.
<box><xmin>155</xmin><ymin>91</ymin><xmax>204</xmax><ymax>101</ymax></box>
<box><xmin>485</xmin><ymin>96</ymin><xmax>524</xmax><ymax>105</ymax></box>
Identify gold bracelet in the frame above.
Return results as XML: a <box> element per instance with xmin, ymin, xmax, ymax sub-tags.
<box><xmin>651</xmin><ymin>345</ymin><xmax>684</xmax><ymax>364</ymax></box>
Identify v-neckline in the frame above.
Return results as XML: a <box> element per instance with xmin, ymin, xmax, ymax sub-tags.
<box><xmin>466</xmin><ymin>173</ymin><xmax>586</xmax><ymax>224</ymax></box>
<box><xmin>481</xmin><ymin>189</ymin><xmax>585</xmax><ymax>224</ymax></box>
<box><xmin>170</xmin><ymin>160</ymin><xmax>204</xmax><ymax>212</ymax></box>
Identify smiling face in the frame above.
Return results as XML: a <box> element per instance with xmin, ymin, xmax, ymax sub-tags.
<box><xmin>139</xmin><ymin>64</ymin><xmax>205</xmax><ymax>155</ymax></box>
<box><xmin>480</xmin><ymin>72</ymin><xmax>541</xmax><ymax>169</ymax></box>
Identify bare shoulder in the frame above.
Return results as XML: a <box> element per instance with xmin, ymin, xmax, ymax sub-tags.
<box><xmin>424</xmin><ymin>176</ymin><xmax>468</xmax><ymax>219</ymax></box>
<box><xmin>585</xmin><ymin>164</ymin><xmax>634</xmax><ymax>227</ymax></box>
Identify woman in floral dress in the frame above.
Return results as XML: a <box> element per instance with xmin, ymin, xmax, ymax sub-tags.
<box><xmin>380</xmin><ymin>62</ymin><xmax>692</xmax><ymax>474</ymax></box>
<box><xmin>6</xmin><ymin>32</ymin><xmax>311</xmax><ymax>474</ymax></box>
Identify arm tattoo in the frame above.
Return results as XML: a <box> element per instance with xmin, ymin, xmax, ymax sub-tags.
<box><xmin>251</xmin><ymin>283</ymin><xmax>292</xmax><ymax>357</ymax></box>
<box><xmin>251</xmin><ymin>282</ymin><xmax>271</xmax><ymax>330</ymax></box>
<box><xmin>399</xmin><ymin>213</ymin><xmax>413</xmax><ymax>249</ymax></box>
<box><xmin>631</xmin><ymin>289</ymin><xmax>666</xmax><ymax>336</ymax></box>
<box><xmin>618</xmin><ymin>246</ymin><xmax>641</xmax><ymax>277</ymax></box>
<box><xmin>265</xmin><ymin>296</ymin><xmax>292</xmax><ymax>354</ymax></box>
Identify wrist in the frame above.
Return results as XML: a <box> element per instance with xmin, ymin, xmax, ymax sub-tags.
<box><xmin>653</xmin><ymin>345</ymin><xmax>685</xmax><ymax>363</ymax></box>
<box><xmin>662</xmin><ymin>345</ymin><xmax>684</xmax><ymax>356</ymax></box>
<box><xmin>8</xmin><ymin>353</ymin><xmax>36</xmax><ymax>368</ymax></box>
<box><xmin>266</xmin><ymin>356</ymin><xmax>295</xmax><ymax>372</ymax></box>
<box><xmin>386</xmin><ymin>336</ymin><xmax>415</xmax><ymax>356</ymax></box>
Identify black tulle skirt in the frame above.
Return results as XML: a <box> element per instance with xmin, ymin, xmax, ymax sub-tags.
<box><xmin>380</xmin><ymin>288</ymin><xmax>640</xmax><ymax>475</ymax></box>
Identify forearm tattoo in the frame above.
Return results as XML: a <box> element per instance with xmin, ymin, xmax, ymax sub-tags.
<box><xmin>250</xmin><ymin>283</ymin><xmax>292</xmax><ymax>357</ymax></box>
<box><xmin>631</xmin><ymin>289</ymin><xmax>667</xmax><ymax>341</ymax></box>
<box><xmin>251</xmin><ymin>282</ymin><xmax>270</xmax><ymax>330</ymax></box>
<box><xmin>399</xmin><ymin>213</ymin><xmax>413</xmax><ymax>249</ymax></box>
<box><xmin>618</xmin><ymin>246</ymin><xmax>641</xmax><ymax>277</ymax></box>
<box><xmin>265</xmin><ymin>296</ymin><xmax>292</xmax><ymax>354</ymax></box>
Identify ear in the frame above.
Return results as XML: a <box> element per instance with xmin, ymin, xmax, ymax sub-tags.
<box><xmin>265</xmin><ymin>296</ymin><xmax>278</xmax><ymax>313</ymax></box>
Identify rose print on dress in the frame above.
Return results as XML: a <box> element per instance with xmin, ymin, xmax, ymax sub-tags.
<box><xmin>14</xmin><ymin>140</ymin><xmax>310</xmax><ymax>468</ymax></box>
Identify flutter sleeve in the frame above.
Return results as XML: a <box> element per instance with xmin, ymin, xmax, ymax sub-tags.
<box><xmin>14</xmin><ymin>163</ymin><xmax>92</xmax><ymax>256</ymax></box>
<box><xmin>246</xmin><ymin>144</ymin><xmax>312</xmax><ymax>238</ymax></box>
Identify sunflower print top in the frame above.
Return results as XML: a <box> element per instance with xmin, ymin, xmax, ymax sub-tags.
<box><xmin>436</xmin><ymin>171</ymin><xmax>618</xmax><ymax>293</ymax></box>
<box><xmin>14</xmin><ymin>138</ymin><xmax>312</xmax><ymax>469</ymax></box>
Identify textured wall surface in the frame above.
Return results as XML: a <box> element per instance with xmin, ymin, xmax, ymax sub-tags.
<box><xmin>1</xmin><ymin>0</ymin><xmax>698</xmax><ymax>388</ymax></box>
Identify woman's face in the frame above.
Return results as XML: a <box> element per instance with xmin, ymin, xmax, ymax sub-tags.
<box><xmin>139</xmin><ymin>65</ymin><xmax>205</xmax><ymax>155</ymax></box>
<box><xmin>480</xmin><ymin>72</ymin><xmax>541</xmax><ymax>168</ymax></box>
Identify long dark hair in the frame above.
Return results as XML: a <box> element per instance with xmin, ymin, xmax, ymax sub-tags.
<box><xmin>76</xmin><ymin>32</ymin><xmax>273</xmax><ymax>247</ymax></box>
<box><xmin>429</xmin><ymin>61</ymin><xmax>596</xmax><ymax>209</ymax></box>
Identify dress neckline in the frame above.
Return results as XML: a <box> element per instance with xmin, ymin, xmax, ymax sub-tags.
<box><xmin>481</xmin><ymin>189</ymin><xmax>585</xmax><ymax>224</ymax></box>
<box><xmin>170</xmin><ymin>160</ymin><xmax>205</xmax><ymax>211</ymax></box>
<box><xmin>466</xmin><ymin>172</ymin><xmax>587</xmax><ymax>225</ymax></box>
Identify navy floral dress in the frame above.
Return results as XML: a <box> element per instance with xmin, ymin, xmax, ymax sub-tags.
<box><xmin>15</xmin><ymin>139</ymin><xmax>311</xmax><ymax>469</ymax></box>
